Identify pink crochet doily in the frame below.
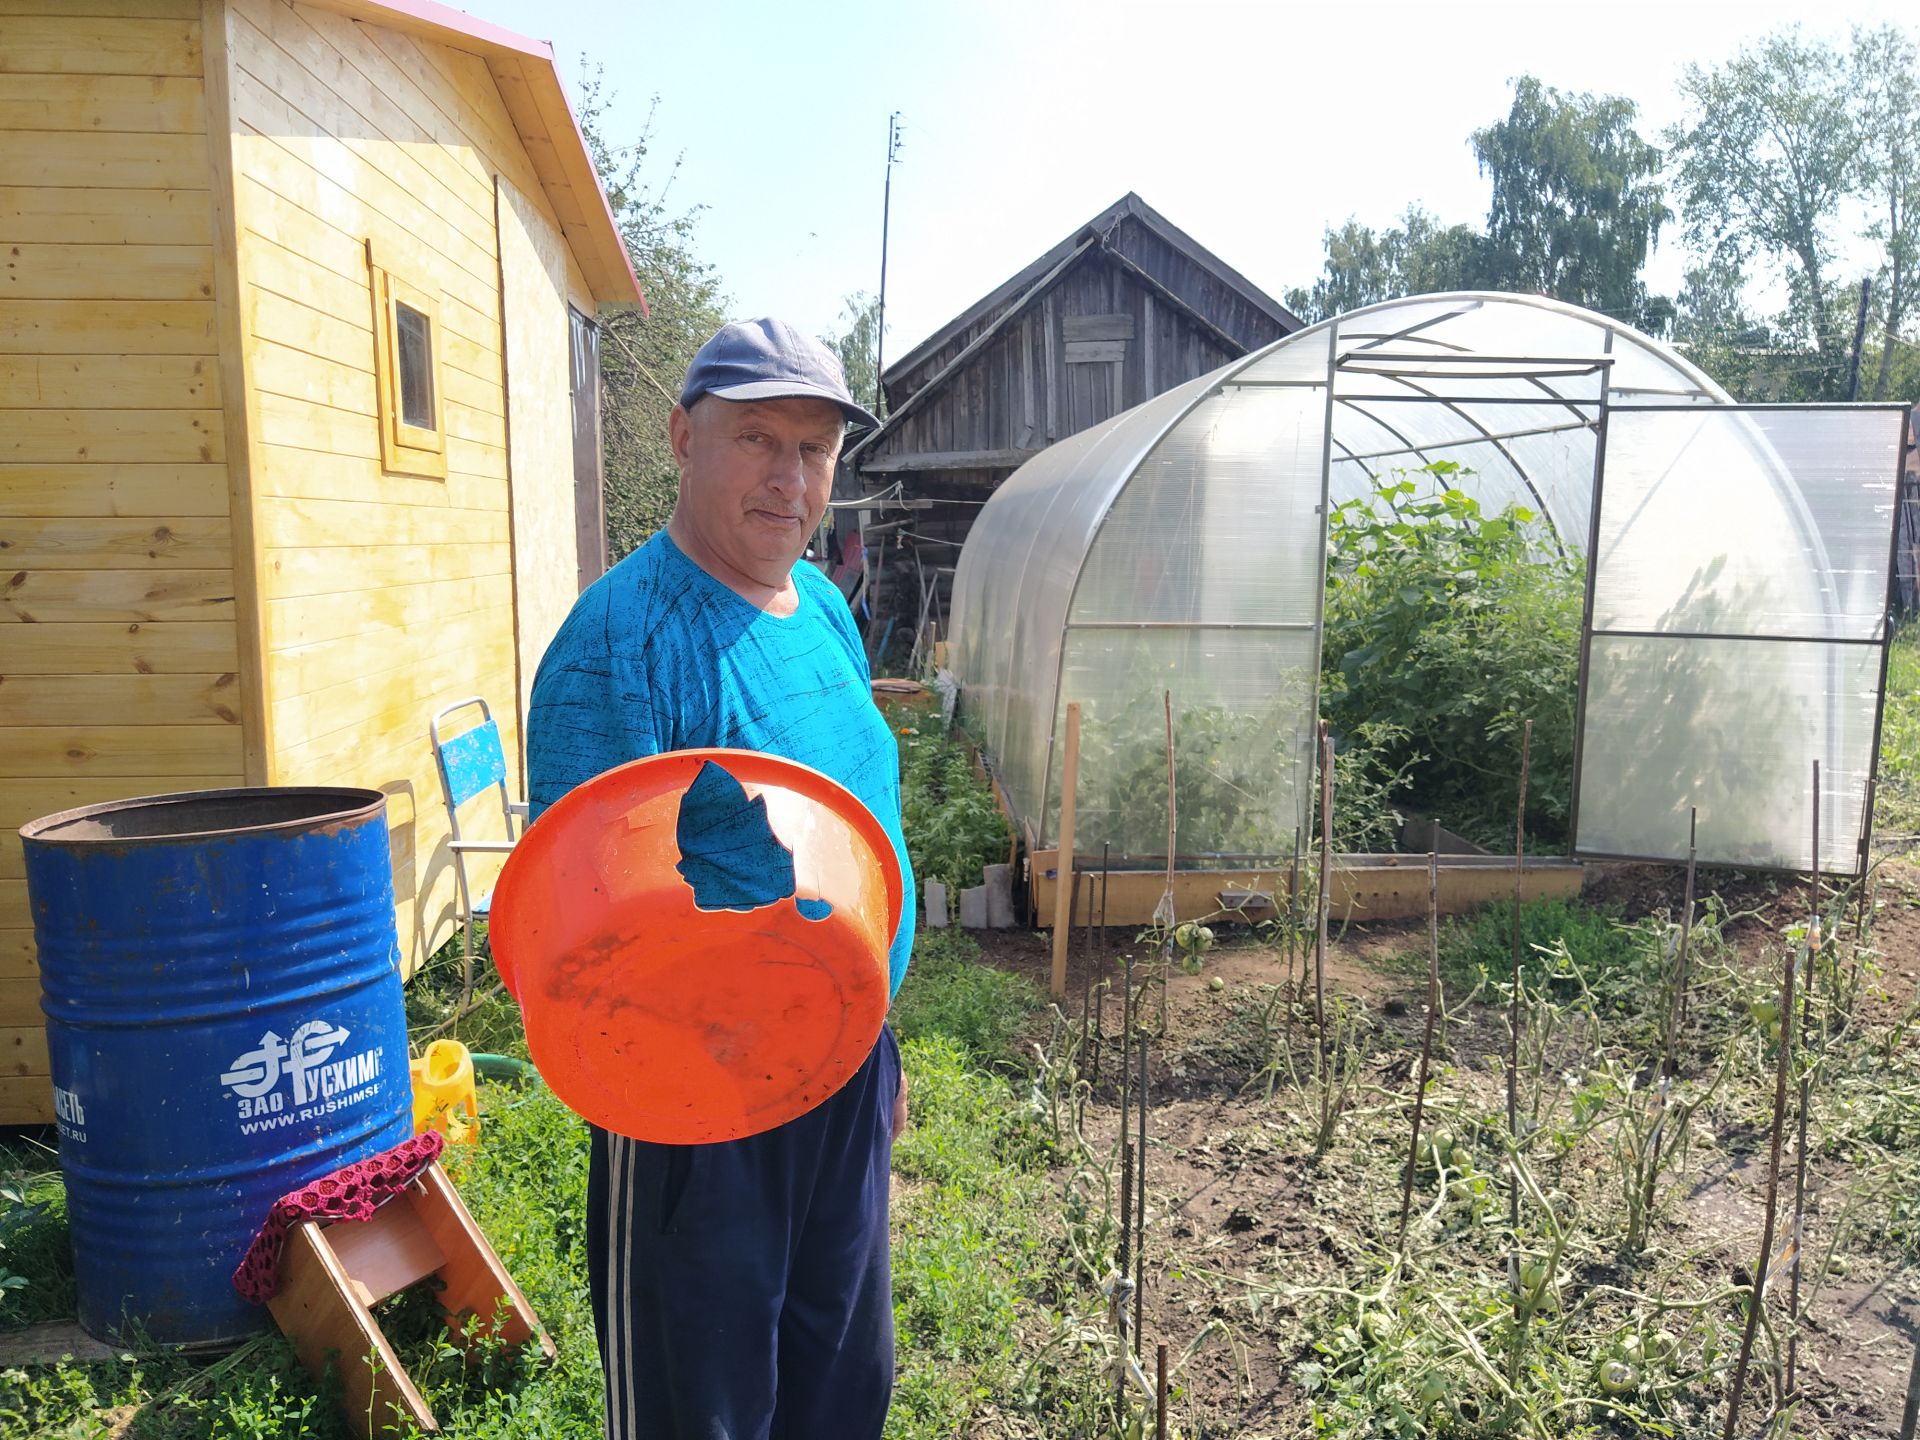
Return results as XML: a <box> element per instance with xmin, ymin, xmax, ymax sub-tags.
<box><xmin>232</xmin><ymin>1130</ymin><xmax>445</xmax><ymax>1304</ymax></box>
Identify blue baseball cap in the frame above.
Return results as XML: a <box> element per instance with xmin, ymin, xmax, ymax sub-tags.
<box><xmin>679</xmin><ymin>317</ymin><xmax>881</xmax><ymax>429</ymax></box>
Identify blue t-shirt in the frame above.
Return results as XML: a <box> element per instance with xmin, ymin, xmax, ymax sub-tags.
<box><xmin>525</xmin><ymin>531</ymin><xmax>915</xmax><ymax>996</ymax></box>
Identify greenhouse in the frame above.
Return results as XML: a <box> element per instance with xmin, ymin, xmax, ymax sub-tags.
<box><xmin>947</xmin><ymin>292</ymin><xmax>1909</xmax><ymax>877</ymax></box>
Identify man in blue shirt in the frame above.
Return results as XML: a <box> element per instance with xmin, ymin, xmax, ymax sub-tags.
<box><xmin>526</xmin><ymin>318</ymin><xmax>915</xmax><ymax>1440</ymax></box>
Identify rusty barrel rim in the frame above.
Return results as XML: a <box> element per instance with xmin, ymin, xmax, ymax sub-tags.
<box><xmin>20</xmin><ymin>787</ymin><xmax>387</xmax><ymax>847</ymax></box>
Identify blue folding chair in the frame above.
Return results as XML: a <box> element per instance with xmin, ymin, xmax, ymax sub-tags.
<box><xmin>430</xmin><ymin>697</ymin><xmax>527</xmax><ymax>1008</ymax></box>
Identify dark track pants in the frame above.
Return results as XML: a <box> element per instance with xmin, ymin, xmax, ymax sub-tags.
<box><xmin>587</xmin><ymin>1025</ymin><xmax>901</xmax><ymax>1440</ymax></box>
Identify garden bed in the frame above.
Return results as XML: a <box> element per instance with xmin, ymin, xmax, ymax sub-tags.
<box><xmin>951</xmin><ymin>861</ymin><xmax>1920</xmax><ymax>1437</ymax></box>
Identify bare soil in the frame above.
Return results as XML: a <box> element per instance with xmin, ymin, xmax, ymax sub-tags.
<box><xmin>968</xmin><ymin>860</ymin><xmax>1920</xmax><ymax>1438</ymax></box>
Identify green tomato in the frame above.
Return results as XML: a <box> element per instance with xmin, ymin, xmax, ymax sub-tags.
<box><xmin>1596</xmin><ymin>1358</ymin><xmax>1639</xmax><ymax>1394</ymax></box>
<box><xmin>1361</xmin><ymin>1310</ymin><xmax>1392</xmax><ymax>1345</ymax></box>
<box><xmin>1415</xmin><ymin>1372</ymin><xmax>1447</xmax><ymax>1408</ymax></box>
<box><xmin>1615</xmin><ymin>1334</ymin><xmax>1644</xmax><ymax>1366</ymax></box>
<box><xmin>1749</xmin><ymin>1000</ymin><xmax>1779</xmax><ymax>1026</ymax></box>
<box><xmin>1520</xmin><ymin>1261</ymin><xmax>1550</xmax><ymax>1294</ymax></box>
<box><xmin>1208</xmin><ymin>975</ymin><xmax>1225</xmax><ymax>993</ymax></box>
<box><xmin>1645</xmin><ymin>1329</ymin><xmax>1677</xmax><ymax>1366</ymax></box>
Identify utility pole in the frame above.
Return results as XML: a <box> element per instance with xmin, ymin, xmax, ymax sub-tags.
<box><xmin>1847</xmin><ymin>277</ymin><xmax>1872</xmax><ymax>402</ymax></box>
<box><xmin>874</xmin><ymin>112</ymin><xmax>902</xmax><ymax>415</ymax></box>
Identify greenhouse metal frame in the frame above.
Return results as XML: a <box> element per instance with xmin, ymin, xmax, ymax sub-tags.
<box><xmin>948</xmin><ymin>293</ymin><xmax>1911</xmax><ymax>878</ymax></box>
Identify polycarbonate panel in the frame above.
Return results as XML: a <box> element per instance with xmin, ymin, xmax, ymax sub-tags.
<box><xmin>1233</xmin><ymin>322</ymin><xmax>1333</xmax><ymax>385</ymax></box>
<box><xmin>1575</xmin><ymin>636</ymin><xmax>1880</xmax><ymax>871</ymax></box>
<box><xmin>1398</xmin><ymin>294</ymin><xmax>1610</xmax><ymax>368</ymax></box>
<box><xmin>1594</xmin><ymin>409</ymin><xmax>1904</xmax><ymax>641</ymax></box>
<box><xmin>1071</xmin><ymin>384</ymin><xmax>1327</xmax><ymax>625</ymax></box>
<box><xmin>1334</xmin><ymin>297</ymin><xmax>1487</xmax><ymax>349</ymax></box>
<box><xmin>1326</xmin><ymin>395</ymin><xmax>1578</xmax><ymax>539</ymax></box>
<box><xmin>1046</xmin><ymin>627</ymin><xmax>1319</xmax><ymax>863</ymax></box>
<box><xmin>1336</xmin><ymin>364</ymin><xmax>1605</xmax><ymax>411</ymax></box>
<box><xmin>1607</xmin><ymin>335</ymin><xmax>1717</xmax><ymax>399</ymax></box>
<box><xmin>951</xmin><ymin>370</ymin><xmax>1225</xmax><ymax>835</ymax></box>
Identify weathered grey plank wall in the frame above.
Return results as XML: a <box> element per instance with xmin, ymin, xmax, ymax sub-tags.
<box><xmin>848</xmin><ymin>195</ymin><xmax>1300</xmax><ymax>660</ymax></box>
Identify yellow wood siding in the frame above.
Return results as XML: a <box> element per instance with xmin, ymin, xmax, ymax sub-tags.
<box><xmin>0</xmin><ymin>3</ymin><xmax>242</xmax><ymax>1122</ymax></box>
<box><xmin>225</xmin><ymin>0</ymin><xmax>589</xmax><ymax>973</ymax></box>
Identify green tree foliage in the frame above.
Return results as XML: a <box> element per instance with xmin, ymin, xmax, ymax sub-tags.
<box><xmin>1287</xmin><ymin>77</ymin><xmax>1671</xmax><ymax>331</ymax></box>
<box><xmin>821</xmin><ymin>290</ymin><xmax>887</xmax><ymax>419</ymax></box>
<box><xmin>1471</xmin><ymin>77</ymin><xmax>1672</xmax><ymax>333</ymax></box>
<box><xmin>1319</xmin><ymin>465</ymin><xmax>1584</xmax><ymax>846</ymax></box>
<box><xmin>578</xmin><ymin>72</ymin><xmax>729</xmax><ymax>560</ymax></box>
<box><xmin>1667</xmin><ymin>29</ymin><xmax>1868</xmax><ymax>397</ymax></box>
<box><xmin>1669</xmin><ymin>258</ymin><xmax>1801</xmax><ymax>399</ymax></box>
<box><xmin>1285</xmin><ymin>206</ymin><xmax>1485</xmax><ymax>324</ymax></box>
<box><xmin>1854</xmin><ymin>25</ymin><xmax>1920</xmax><ymax>401</ymax></box>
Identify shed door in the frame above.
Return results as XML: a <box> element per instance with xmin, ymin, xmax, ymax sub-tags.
<box><xmin>1570</xmin><ymin>403</ymin><xmax>1908</xmax><ymax>874</ymax></box>
<box><xmin>496</xmin><ymin>176</ymin><xmax>576</xmax><ymax>739</ymax></box>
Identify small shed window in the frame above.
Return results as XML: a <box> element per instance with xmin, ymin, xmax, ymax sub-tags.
<box><xmin>395</xmin><ymin>303</ymin><xmax>434</xmax><ymax>429</ymax></box>
<box><xmin>366</xmin><ymin>241</ymin><xmax>446</xmax><ymax>478</ymax></box>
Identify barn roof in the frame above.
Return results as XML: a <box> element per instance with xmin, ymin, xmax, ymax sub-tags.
<box><xmin>847</xmin><ymin>193</ymin><xmax>1299</xmax><ymax>470</ymax></box>
<box><xmin>304</xmin><ymin>0</ymin><xmax>644</xmax><ymax>309</ymax></box>
<box><xmin>883</xmin><ymin>192</ymin><xmax>1299</xmax><ymax>386</ymax></box>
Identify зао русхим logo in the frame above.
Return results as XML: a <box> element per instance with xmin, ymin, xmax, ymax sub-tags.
<box><xmin>221</xmin><ymin>1019</ymin><xmax>385</xmax><ymax>1126</ymax></box>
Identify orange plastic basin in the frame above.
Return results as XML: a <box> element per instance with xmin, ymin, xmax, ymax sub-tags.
<box><xmin>487</xmin><ymin>749</ymin><xmax>902</xmax><ymax>1144</ymax></box>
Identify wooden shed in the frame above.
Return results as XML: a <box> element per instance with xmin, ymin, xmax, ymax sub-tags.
<box><xmin>841</xmin><ymin>193</ymin><xmax>1300</xmax><ymax>647</ymax></box>
<box><xmin>1</xmin><ymin>0</ymin><xmax>643</xmax><ymax>1122</ymax></box>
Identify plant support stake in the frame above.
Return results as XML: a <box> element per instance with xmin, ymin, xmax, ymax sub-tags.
<box><xmin>1135</xmin><ymin>1024</ymin><xmax>1148</xmax><ymax>1355</ymax></box>
<box><xmin>1508</xmin><ymin>719</ymin><xmax>1531</xmax><ymax>1243</ymax></box>
<box><xmin>1723</xmin><ymin>880</ymin><xmax>1802</xmax><ymax>1440</ymax></box>
<box><xmin>1395</xmin><ymin>849</ymin><xmax>1441</xmax><ymax>1258</ymax></box>
<box><xmin>1786</xmin><ymin>760</ymin><xmax>1820</xmax><ymax>1398</ymax></box>
<box><xmin>1050</xmin><ymin>702</ymin><xmax>1082</xmax><ymax>999</ymax></box>
<box><xmin>1676</xmin><ymin>808</ymin><xmax>1699</xmax><ymax>1030</ymax></box>
<box><xmin>1315</xmin><ymin>722</ymin><xmax>1333</xmax><ymax>1145</ymax></box>
<box><xmin>1115</xmin><ymin>1137</ymin><xmax>1132</xmax><ymax>1408</ymax></box>
<box><xmin>1640</xmin><ymin>808</ymin><xmax>1699</xmax><ymax>1251</ymax></box>
<box><xmin>1899</xmin><ymin>1332</ymin><xmax>1920</xmax><ymax>1440</ymax></box>
<box><xmin>1159</xmin><ymin>691</ymin><xmax>1175</xmax><ymax>1037</ymax></box>
<box><xmin>1156</xmin><ymin>1342</ymin><xmax>1169</xmax><ymax>1440</ymax></box>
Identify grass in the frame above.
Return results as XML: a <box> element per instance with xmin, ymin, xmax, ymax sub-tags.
<box><xmin>889</xmin><ymin>928</ymin><xmax>1040</xmax><ymax>1061</ymax></box>
<box><xmin>1877</xmin><ymin>620</ymin><xmax>1920</xmax><ymax>842</ymax></box>
<box><xmin>0</xmin><ymin>921</ymin><xmax>1062</xmax><ymax>1440</ymax></box>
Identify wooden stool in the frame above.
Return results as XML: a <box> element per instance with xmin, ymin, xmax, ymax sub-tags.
<box><xmin>266</xmin><ymin>1162</ymin><xmax>555</xmax><ymax>1437</ymax></box>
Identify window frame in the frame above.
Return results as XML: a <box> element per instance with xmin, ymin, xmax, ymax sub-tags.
<box><xmin>366</xmin><ymin>241</ymin><xmax>447</xmax><ymax>479</ymax></box>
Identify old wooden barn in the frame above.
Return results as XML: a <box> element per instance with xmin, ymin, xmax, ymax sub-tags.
<box><xmin>1</xmin><ymin>0</ymin><xmax>642</xmax><ymax>1121</ymax></box>
<box><xmin>840</xmin><ymin>193</ymin><xmax>1300</xmax><ymax>651</ymax></box>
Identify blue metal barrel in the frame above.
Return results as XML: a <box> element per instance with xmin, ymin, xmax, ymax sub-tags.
<box><xmin>21</xmin><ymin>788</ymin><xmax>413</xmax><ymax>1349</ymax></box>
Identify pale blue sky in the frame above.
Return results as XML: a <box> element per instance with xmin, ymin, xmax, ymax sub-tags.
<box><xmin>474</xmin><ymin>0</ymin><xmax>1915</xmax><ymax>353</ymax></box>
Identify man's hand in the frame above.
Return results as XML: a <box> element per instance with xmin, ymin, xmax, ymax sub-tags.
<box><xmin>891</xmin><ymin>1066</ymin><xmax>909</xmax><ymax>1140</ymax></box>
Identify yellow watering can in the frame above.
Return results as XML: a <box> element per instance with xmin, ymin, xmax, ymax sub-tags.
<box><xmin>410</xmin><ymin>1038</ymin><xmax>479</xmax><ymax>1144</ymax></box>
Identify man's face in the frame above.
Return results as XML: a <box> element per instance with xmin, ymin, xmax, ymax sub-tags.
<box><xmin>670</xmin><ymin>396</ymin><xmax>843</xmax><ymax>588</ymax></box>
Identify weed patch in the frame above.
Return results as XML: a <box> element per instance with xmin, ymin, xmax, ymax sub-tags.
<box><xmin>891</xmin><ymin>930</ymin><xmax>1040</xmax><ymax>1064</ymax></box>
<box><xmin>897</xmin><ymin>725</ymin><xmax>1010</xmax><ymax>897</ymax></box>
